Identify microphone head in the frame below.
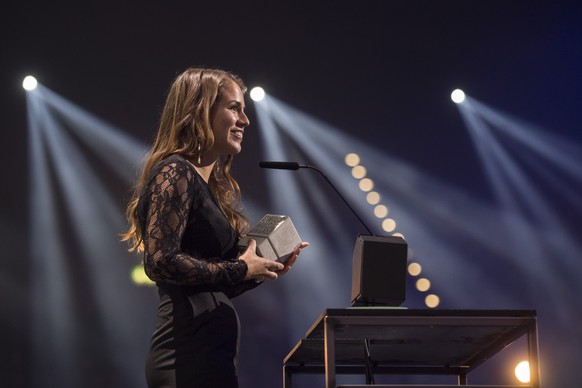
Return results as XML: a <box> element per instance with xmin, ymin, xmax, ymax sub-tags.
<box><xmin>259</xmin><ymin>161</ymin><xmax>300</xmax><ymax>170</ymax></box>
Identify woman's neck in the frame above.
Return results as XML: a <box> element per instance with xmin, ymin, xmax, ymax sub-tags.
<box><xmin>185</xmin><ymin>157</ymin><xmax>216</xmax><ymax>183</ymax></box>
<box><xmin>194</xmin><ymin>163</ymin><xmax>215</xmax><ymax>183</ymax></box>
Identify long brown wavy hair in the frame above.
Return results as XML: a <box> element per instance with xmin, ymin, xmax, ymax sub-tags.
<box><xmin>122</xmin><ymin>67</ymin><xmax>249</xmax><ymax>252</ymax></box>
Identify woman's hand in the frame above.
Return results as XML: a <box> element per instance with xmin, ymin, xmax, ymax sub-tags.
<box><xmin>277</xmin><ymin>242</ymin><xmax>309</xmax><ymax>276</ymax></box>
<box><xmin>240</xmin><ymin>239</ymin><xmax>284</xmax><ymax>281</ymax></box>
<box><xmin>239</xmin><ymin>240</ymin><xmax>309</xmax><ymax>282</ymax></box>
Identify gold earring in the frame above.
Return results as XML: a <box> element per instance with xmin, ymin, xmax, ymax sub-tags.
<box><xmin>197</xmin><ymin>143</ymin><xmax>201</xmax><ymax>164</ymax></box>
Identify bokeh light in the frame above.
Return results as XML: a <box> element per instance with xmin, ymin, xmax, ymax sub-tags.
<box><xmin>515</xmin><ymin>361</ymin><xmax>530</xmax><ymax>383</ymax></box>
<box><xmin>345</xmin><ymin>153</ymin><xmax>360</xmax><ymax>167</ymax></box>
<box><xmin>425</xmin><ymin>294</ymin><xmax>440</xmax><ymax>308</ymax></box>
<box><xmin>408</xmin><ymin>262</ymin><xmax>422</xmax><ymax>276</ymax></box>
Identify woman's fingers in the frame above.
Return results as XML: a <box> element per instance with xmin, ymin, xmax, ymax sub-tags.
<box><xmin>263</xmin><ymin>260</ymin><xmax>284</xmax><ymax>279</ymax></box>
<box><xmin>245</xmin><ymin>241</ymin><xmax>309</xmax><ymax>281</ymax></box>
<box><xmin>245</xmin><ymin>238</ymin><xmax>257</xmax><ymax>253</ymax></box>
<box><xmin>286</xmin><ymin>242</ymin><xmax>309</xmax><ymax>268</ymax></box>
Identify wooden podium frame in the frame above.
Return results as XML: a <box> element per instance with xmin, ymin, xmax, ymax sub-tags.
<box><xmin>283</xmin><ymin>308</ymin><xmax>540</xmax><ymax>388</ymax></box>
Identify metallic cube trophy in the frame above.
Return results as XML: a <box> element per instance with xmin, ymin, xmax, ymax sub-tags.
<box><xmin>238</xmin><ymin>214</ymin><xmax>302</xmax><ymax>263</ymax></box>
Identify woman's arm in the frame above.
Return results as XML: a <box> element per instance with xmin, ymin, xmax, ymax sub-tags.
<box><xmin>142</xmin><ymin>161</ymin><xmax>248</xmax><ymax>286</ymax></box>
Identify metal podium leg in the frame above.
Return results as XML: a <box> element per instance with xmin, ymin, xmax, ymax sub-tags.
<box><xmin>458</xmin><ymin>373</ymin><xmax>468</xmax><ymax>385</ymax></box>
<box><xmin>324</xmin><ymin>316</ymin><xmax>336</xmax><ymax>388</ymax></box>
<box><xmin>283</xmin><ymin>364</ymin><xmax>291</xmax><ymax>388</ymax></box>
<box><xmin>528</xmin><ymin>320</ymin><xmax>541</xmax><ymax>388</ymax></box>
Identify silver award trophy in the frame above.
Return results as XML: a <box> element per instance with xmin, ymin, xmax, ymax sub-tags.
<box><xmin>238</xmin><ymin>214</ymin><xmax>302</xmax><ymax>263</ymax></box>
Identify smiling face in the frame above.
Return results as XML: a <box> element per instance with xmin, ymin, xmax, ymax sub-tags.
<box><xmin>208</xmin><ymin>80</ymin><xmax>250</xmax><ymax>158</ymax></box>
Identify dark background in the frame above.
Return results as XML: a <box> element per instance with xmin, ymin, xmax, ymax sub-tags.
<box><xmin>1</xmin><ymin>1</ymin><xmax>581</xmax><ymax>387</ymax></box>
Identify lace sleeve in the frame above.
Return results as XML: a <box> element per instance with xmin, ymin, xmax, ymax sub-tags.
<box><xmin>142</xmin><ymin>161</ymin><xmax>248</xmax><ymax>286</ymax></box>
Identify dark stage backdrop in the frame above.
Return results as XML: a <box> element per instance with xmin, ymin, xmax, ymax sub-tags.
<box><xmin>1</xmin><ymin>1</ymin><xmax>581</xmax><ymax>387</ymax></box>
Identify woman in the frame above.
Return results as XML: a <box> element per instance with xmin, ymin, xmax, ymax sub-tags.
<box><xmin>122</xmin><ymin>67</ymin><xmax>308</xmax><ymax>387</ymax></box>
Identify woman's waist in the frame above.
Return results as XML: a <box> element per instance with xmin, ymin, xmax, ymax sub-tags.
<box><xmin>157</xmin><ymin>283</ymin><xmax>227</xmax><ymax>297</ymax></box>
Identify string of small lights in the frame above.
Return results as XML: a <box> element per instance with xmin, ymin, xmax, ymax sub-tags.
<box><xmin>344</xmin><ymin>152</ymin><xmax>441</xmax><ymax>308</ymax></box>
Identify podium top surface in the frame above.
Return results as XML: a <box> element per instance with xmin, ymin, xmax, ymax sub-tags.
<box><xmin>285</xmin><ymin>308</ymin><xmax>536</xmax><ymax>369</ymax></box>
<box><xmin>318</xmin><ymin>308</ymin><xmax>536</xmax><ymax>319</ymax></box>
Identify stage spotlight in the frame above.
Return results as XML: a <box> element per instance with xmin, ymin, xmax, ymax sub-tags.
<box><xmin>515</xmin><ymin>361</ymin><xmax>530</xmax><ymax>383</ymax></box>
<box><xmin>451</xmin><ymin>89</ymin><xmax>465</xmax><ymax>104</ymax></box>
<box><xmin>23</xmin><ymin>75</ymin><xmax>38</xmax><ymax>91</ymax></box>
<box><xmin>250</xmin><ymin>87</ymin><xmax>265</xmax><ymax>101</ymax></box>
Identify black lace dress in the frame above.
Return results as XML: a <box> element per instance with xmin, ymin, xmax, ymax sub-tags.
<box><xmin>137</xmin><ymin>154</ymin><xmax>259</xmax><ymax>388</ymax></box>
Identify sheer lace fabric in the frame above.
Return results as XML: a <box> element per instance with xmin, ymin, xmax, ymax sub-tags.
<box><xmin>138</xmin><ymin>155</ymin><xmax>249</xmax><ymax>291</ymax></box>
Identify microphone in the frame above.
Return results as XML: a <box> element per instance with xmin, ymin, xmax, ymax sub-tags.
<box><xmin>259</xmin><ymin>161</ymin><xmax>375</xmax><ymax>236</ymax></box>
<box><xmin>258</xmin><ymin>161</ymin><xmax>304</xmax><ymax>170</ymax></box>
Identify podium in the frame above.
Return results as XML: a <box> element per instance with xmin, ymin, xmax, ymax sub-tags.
<box><xmin>283</xmin><ymin>308</ymin><xmax>540</xmax><ymax>388</ymax></box>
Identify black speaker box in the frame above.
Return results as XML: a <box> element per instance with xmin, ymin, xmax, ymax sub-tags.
<box><xmin>351</xmin><ymin>234</ymin><xmax>408</xmax><ymax>306</ymax></box>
